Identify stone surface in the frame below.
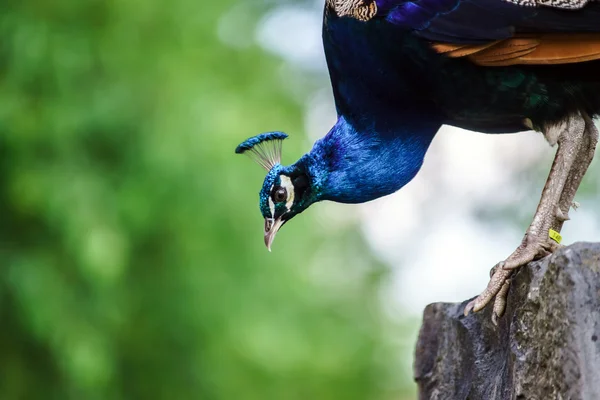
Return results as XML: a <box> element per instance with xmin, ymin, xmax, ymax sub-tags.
<box><xmin>414</xmin><ymin>242</ymin><xmax>600</xmax><ymax>400</ymax></box>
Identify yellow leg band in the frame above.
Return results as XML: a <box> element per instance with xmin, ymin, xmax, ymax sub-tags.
<box><xmin>549</xmin><ymin>229</ymin><xmax>562</xmax><ymax>244</ymax></box>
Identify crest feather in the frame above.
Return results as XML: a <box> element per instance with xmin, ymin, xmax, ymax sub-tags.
<box><xmin>235</xmin><ymin>132</ymin><xmax>288</xmax><ymax>171</ymax></box>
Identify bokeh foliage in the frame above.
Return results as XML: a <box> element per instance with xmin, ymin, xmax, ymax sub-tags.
<box><xmin>0</xmin><ymin>0</ymin><xmax>414</xmax><ymax>399</ymax></box>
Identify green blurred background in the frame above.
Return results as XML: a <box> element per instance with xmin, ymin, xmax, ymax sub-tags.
<box><xmin>0</xmin><ymin>0</ymin><xmax>417</xmax><ymax>398</ymax></box>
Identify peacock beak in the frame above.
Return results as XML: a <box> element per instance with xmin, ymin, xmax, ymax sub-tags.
<box><xmin>264</xmin><ymin>217</ymin><xmax>284</xmax><ymax>252</ymax></box>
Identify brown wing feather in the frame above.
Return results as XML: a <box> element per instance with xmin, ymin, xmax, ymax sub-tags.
<box><xmin>430</xmin><ymin>41</ymin><xmax>500</xmax><ymax>57</ymax></box>
<box><xmin>432</xmin><ymin>34</ymin><xmax>600</xmax><ymax>66</ymax></box>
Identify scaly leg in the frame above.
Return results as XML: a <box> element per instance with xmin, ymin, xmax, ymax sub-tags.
<box><xmin>554</xmin><ymin>115</ymin><xmax>598</xmax><ymax>230</ymax></box>
<box><xmin>488</xmin><ymin>116</ymin><xmax>598</xmax><ymax>323</ymax></box>
<box><xmin>464</xmin><ymin>113</ymin><xmax>591</xmax><ymax>320</ymax></box>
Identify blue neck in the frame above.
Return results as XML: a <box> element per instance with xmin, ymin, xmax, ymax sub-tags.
<box><xmin>298</xmin><ymin>114</ymin><xmax>440</xmax><ymax>204</ymax></box>
<box><xmin>286</xmin><ymin>14</ymin><xmax>441</xmax><ymax>205</ymax></box>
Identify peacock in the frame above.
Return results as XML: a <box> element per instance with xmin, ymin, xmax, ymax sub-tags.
<box><xmin>235</xmin><ymin>0</ymin><xmax>600</xmax><ymax>321</ymax></box>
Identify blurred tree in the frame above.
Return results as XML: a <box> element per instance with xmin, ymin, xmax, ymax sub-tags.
<box><xmin>0</xmin><ymin>0</ymin><xmax>415</xmax><ymax>399</ymax></box>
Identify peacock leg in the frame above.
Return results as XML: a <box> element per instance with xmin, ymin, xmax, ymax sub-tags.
<box><xmin>464</xmin><ymin>113</ymin><xmax>589</xmax><ymax>320</ymax></box>
<box><xmin>553</xmin><ymin>115</ymin><xmax>598</xmax><ymax>231</ymax></box>
<box><xmin>488</xmin><ymin>115</ymin><xmax>598</xmax><ymax>322</ymax></box>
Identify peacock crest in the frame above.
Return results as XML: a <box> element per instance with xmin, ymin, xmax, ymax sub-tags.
<box><xmin>326</xmin><ymin>0</ymin><xmax>378</xmax><ymax>21</ymax></box>
<box><xmin>235</xmin><ymin>132</ymin><xmax>288</xmax><ymax>172</ymax></box>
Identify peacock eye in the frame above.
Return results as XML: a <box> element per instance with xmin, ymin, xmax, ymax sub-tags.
<box><xmin>273</xmin><ymin>187</ymin><xmax>287</xmax><ymax>203</ymax></box>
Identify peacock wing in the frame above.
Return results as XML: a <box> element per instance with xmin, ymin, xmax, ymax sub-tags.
<box><xmin>328</xmin><ymin>0</ymin><xmax>600</xmax><ymax>66</ymax></box>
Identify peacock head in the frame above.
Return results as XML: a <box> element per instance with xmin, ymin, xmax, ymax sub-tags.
<box><xmin>236</xmin><ymin>132</ymin><xmax>315</xmax><ymax>251</ymax></box>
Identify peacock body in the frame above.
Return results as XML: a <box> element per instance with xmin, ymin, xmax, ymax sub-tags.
<box><xmin>236</xmin><ymin>0</ymin><xmax>600</xmax><ymax>319</ymax></box>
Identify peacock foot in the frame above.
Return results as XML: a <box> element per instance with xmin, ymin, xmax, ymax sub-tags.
<box><xmin>463</xmin><ymin>230</ymin><xmax>560</xmax><ymax>323</ymax></box>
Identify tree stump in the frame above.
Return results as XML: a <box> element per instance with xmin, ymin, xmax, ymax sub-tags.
<box><xmin>414</xmin><ymin>242</ymin><xmax>600</xmax><ymax>400</ymax></box>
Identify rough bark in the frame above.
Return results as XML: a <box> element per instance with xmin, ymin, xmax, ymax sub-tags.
<box><xmin>414</xmin><ymin>242</ymin><xmax>600</xmax><ymax>400</ymax></box>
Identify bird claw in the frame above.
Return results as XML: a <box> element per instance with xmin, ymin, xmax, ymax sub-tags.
<box><xmin>465</xmin><ymin>231</ymin><xmax>554</xmax><ymax>319</ymax></box>
<box><xmin>492</xmin><ymin>279</ymin><xmax>511</xmax><ymax>325</ymax></box>
<box><xmin>501</xmin><ymin>233</ymin><xmax>551</xmax><ymax>270</ymax></box>
<box><xmin>464</xmin><ymin>300</ymin><xmax>475</xmax><ymax>317</ymax></box>
<box><xmin>464</xmin><ymin>262</ymin><xmax>511</xmax><ymax>317</ymax></box>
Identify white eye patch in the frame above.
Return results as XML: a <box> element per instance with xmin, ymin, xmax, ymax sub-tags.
<box><xmin>279</xmin><ymin>175</ymin><xmax>295</xmax><ymax>210</ymax></box>
<box><xmin>268</xmin><ymin>184</ymin><xmax>275</xmax><ymax>218</ymax></box>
